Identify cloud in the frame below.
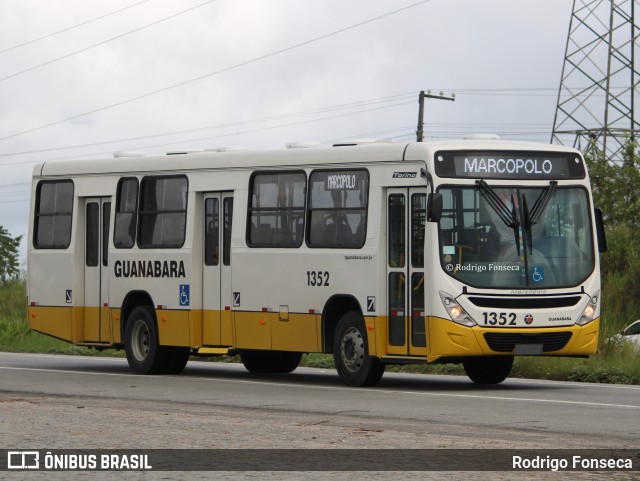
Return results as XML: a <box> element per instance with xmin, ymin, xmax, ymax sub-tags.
<box><xmin>0</xmin><ymin>0</ymin><xmax>573</xmax><ymax>249</ymax></box>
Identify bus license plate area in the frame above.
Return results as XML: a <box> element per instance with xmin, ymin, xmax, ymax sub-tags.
<box><xmin>514</xmin><ymin>344</ymin><xmax>544</xmax><ymax>355</ymax></box>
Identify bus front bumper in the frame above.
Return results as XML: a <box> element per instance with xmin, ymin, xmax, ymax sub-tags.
<box><xmin>426</xmin><ymin>316</ymin><xmax>600</xmax><ymax>363</ymax></box>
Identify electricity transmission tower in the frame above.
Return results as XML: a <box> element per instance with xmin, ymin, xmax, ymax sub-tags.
<box><xmin>551</xmin><ymin>0</ymin><xmax>640</xmax><ymax>162</ymax></box>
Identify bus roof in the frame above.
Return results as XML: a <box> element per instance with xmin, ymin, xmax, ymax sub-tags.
<box><xmin>33</xmin><ymin>139</ymin><xmax>581</xmax><ymax>178</ymax></box>
<box><xmin>405</xmin><ymin>138</ymin><xmax>581</xmax><ymax>160</ymax></box>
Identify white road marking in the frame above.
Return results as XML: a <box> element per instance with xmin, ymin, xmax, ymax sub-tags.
<box><xmin>1</xmin><ymin>364</ymin><xmax>639</xmax><ymax>410</ymax></box>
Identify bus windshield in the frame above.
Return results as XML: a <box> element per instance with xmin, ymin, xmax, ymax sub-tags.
<box><xmin>438</xmin><ymin>185</ymin><xmax>595</xmax><ymax>289</ymax></box>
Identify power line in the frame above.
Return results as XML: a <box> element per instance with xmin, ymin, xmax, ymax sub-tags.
<box><xmin>0</xmin><ymin>88</ymin><xmax>568</xmax><ymax>155</ymax></box>
<box><xmin>0</xmin><ymin>0</ymin><xmax>433</xmax><ymax>144</ymax></box>
<box><xmin>1</xmin><ymin>100</ymin><xmax>417</xmax><ymax>167</ymax></box>
<box><xmin>0</xmin><ymin>198</ymin><xmax>30</xmax><ymax>205</ymax></box>
<box><xmin>0</xmin><ymin>182</ymin><xmax>30</xmax><ymax>188</ymax></box>
<box><xmin>0</xmin><ymin>89</ymin><xmax>564</xmax><ymax>157</ymax></box>
<box><xmin>0</xmin><ymin>181</ymin><xmax>31</xmax><ymax>189</ymax></box>
<box><xmin>91</xmin><ymin>101</ymin><xmax>416</xmax><ymax>160</ymax></box>
<box><xmin>0</xmin><ymin>0</ymin><xmax>219</xmax><ymax>83</ymax></box>
<box><xmin>431</xmin><ymin>86</ymin><xmax>633</xmax><ymax>96</ymax></box>
<box><xmin>0</xmin><ymin>0</ymin><xmax>155</xmax><ymax>55</ymax></box>
<box><xmin>0</xmin><ymin>186</ymin><xmax>30</xmax><ymax>194</ymax></box>
<box><xmin>0</xmin><ymin>193</ymin><xmax>30</xmax><ymax>200</ymax></box>
<box><xmin>0</xmin><ymin>92</ymin><xmax>415</xmax><ymax>158</ymax></box>
<box><xmin>328</xmin><ymin>125</ymin><xmax>415</xmax><ymax>143</ymax></box>
<box><xmin>0</xmin><ymin>115</ymin><xmax>558</xmax><ymax>168</ymax></box>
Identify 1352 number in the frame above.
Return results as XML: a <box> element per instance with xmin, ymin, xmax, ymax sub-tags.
<box><xmin>306</xmin><ymin>270</ymin><xmax>330</xmax><ymax>287</ymax></box>
<box><xmin>482</xmin><ymin>312</ymin><xmax>516</xmax><ymax>326</ymax></box>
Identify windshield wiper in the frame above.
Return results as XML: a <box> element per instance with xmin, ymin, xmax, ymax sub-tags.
<box><xmin>523</xmin><ymin>180</ymin><xmax>557</xmax><ymax>254</ymax></box>
<box><xmin>476</xmin><ymin>180</ymin><xmax>521</xmax><ymax>256</ymax></box>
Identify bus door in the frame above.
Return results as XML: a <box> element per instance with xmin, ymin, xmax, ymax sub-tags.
<box><xmin>202</xmin><ymin>193</ymin><xmax>234</xmax><ymax>346</ymax></box>
<box><xmin>84</xmin><ymin>197</ymin><xmax>111</xmax><ymax>342</ymax></box>
<box><xmin>386</xmin><ymin>189</ymin><xmax>427</xmax><ymax>356</ymax></box>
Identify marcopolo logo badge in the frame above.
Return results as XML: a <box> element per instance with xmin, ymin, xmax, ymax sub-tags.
<box><xmin>524</xmin><ymin>314</ymin><xmax>534</xmax><ymax>325</ymax></box>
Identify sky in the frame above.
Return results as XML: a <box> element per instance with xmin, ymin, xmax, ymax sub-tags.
<box><xmin>0</xmin><ymin>0</ymin><xmax>575</xmax><ymax>262</ymax></box>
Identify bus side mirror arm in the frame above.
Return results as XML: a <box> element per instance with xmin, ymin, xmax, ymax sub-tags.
<box><xmin>427</xmin><ymin>193</ymin><xmax>443</xmax><ymax>222</ymax></box>
<box><xmin>594</xmin><ymin>208</ymin><xmax>607</xmax><ymax>253</ymax></box>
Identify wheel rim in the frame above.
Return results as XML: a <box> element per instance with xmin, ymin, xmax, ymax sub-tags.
<box><xmin>130</xmin><ymin>320</ymin><xmax>150</xmax><ymax>361</ymax></box>
<box><xmin>340</xmin><ymin>326</ymin><xmax>364</xmax><ymax>373</ymax></box>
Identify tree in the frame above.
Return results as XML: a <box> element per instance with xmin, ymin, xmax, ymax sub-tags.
<box><xmin>585</xmin><ymin>139</ymin><xmax>640</xmax><ymax>230</ymax></box>
<box><xmin>585</xmin><ymin>140</ymin><xmax>640</xmax><ymax>324</ymax></box>
<box><xmin>0</xmin><ymin>225</ymin><xmax>22</xmax><ymax>282</ymax></box>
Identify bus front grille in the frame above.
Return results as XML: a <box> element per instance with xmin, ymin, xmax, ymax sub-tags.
<box><xmin>468</xmin><ymin>296</ymin><xmax>582</xmax><ymax>309</ymax></box>
<box><xmin>483</xmin><ymin>332</ymin><xmax>573</xmax><ymax>353</ymax></box>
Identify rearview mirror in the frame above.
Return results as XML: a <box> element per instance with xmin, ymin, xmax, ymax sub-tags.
<box><xmin>594</xmin><ymin>208</ymin><xmax>607</xmax><ymax>253</ymax></box>
<box><xmin>427</xmin><ymin>193</ymin><xmax>443</xmax><ymax>222</ymax></box>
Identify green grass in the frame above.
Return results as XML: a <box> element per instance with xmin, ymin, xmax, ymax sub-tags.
<box><xmin>0</xmin><ymin>318</ymin><xmax>116</xmax><ymax>356</ymax></box>
<box><xmin>0</xmin><ymin>278</ymin><xmax>121</xmax><ymax>356</ymax></box>
<box><xmin>2</xmin><ymin>278</ymin><xmax>639</xmax><ymax>384</ymax></box>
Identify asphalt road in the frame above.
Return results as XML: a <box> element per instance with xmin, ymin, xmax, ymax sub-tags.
<box><xmin>1</xmin><ymin>351</ymin><xmax>638</xmax><ymax>443</ymax></box>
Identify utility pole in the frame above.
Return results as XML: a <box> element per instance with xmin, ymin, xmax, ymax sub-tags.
<box><xmin>416</xmin><ymin>90</ymin><xmax>455</xmax><ymax>142</ymax></box>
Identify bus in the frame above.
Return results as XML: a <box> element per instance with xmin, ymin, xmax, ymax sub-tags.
<box><xmin>27</xmin><ymin>138</ymin><xmax>605</xmax><ymax>386</ymax></box>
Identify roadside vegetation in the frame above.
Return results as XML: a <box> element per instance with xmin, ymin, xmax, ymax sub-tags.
<box><xmin>0</xmin><ymin>143</ymin><xmax>639</xmax><ymax>384</ymax></box>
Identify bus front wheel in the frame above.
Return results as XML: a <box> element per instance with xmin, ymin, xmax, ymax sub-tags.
<box><xmin>124</xmin><ymin>306</ymin><xmax>167</xmax><ymax>374</ymax></box>
<box><xmin>463</xmin><ymin>356</ymin><xmax>514</xmax><ymax>385</ymax></box>
<box><xmin>333</xmin><ymin>312</ymin><xmax>385</xmax><ymax>387</ymax></box>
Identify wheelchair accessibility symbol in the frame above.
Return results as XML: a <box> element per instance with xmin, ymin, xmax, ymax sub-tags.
<box><xmin>179</xmin><ymin>284</ymin><xmax>190</xmax><ymax>306</ymax></box>
<box><xmin>531</xmin><ymin>267</ymin><xmax>544</xmax><ymax>283</ymax></box>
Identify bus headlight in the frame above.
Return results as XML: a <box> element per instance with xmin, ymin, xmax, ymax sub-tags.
<box><xmin>439</xmin><ymin>291</ymin><xmax>476</xmax><ymax>327</ymax></box>
<box><xmin>583</xmin><ymin>304</ymin><xmax>595</xmax><ymax>318</ymax></box>
<box><xmin>449</xmin><ymin>306</ymin><xmax>463</xmax><ymax>319</ymax></box>
<box><xmin>576</xmin><ymin>291</ymin><xmax>599</xmax><ymax>326</ymax></box>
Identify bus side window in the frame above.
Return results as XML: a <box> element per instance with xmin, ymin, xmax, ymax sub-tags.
<box><xmin>307</xmin><ymin>169</ymin><xmax>368</xmax><ymax>249</ymax></box>
<box><xmin>204</xmin><ymin>198</ymin><xmax>219</xmax><ymax>266</ymax></box>
<box><xmin>114</xmin><ymin>178</ymin><xmax>138</xmax><ymax>248</ymax></box>
<box><xmin>33</xmin><ymin>180</ymin><xmax>74</xmax><ymax>249</ymax></box>
<box><xmin>138</xmin><ymin>176</ymin><xmax>188</xmax><ymax>248</ymax></box>
<box><xmin>223</xmin><ymin>197</ymin><xmax>233</xmax><ymax>265</ymax></box>
<box><xmin>247</xmin><ymin>171</ymin><xmax>305</xmax><ymax>248</ymax></box>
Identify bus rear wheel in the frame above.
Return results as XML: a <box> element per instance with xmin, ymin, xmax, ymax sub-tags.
<box><xmin>240</xmin><ymin>351</ymin><xmax>302</xmax><ymax>373</ymax></box>
<box><xmin>333</xmin><ymin>312</ymin><xmax>385</xmax><ymax>387</ymax></box>
<box><xmin>124</xmin><ymin>306</ymin><xmax>168</xmax><ymax>374</ymax></box>
<box><xmin>463</xmin><ymin>356</ymin><xmax>514</xmax><ymax>385</ymax></box>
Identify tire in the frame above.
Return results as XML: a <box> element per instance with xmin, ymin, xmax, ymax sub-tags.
<box><xmin>463</xmin><ymin>356</ymin><xmax>514</xmax><ymax>385</ymax></box>
<box><xmin>276</xmin><ymin>352</ymin><xmax>302</xmax><ymax>373</ymax></box>
<box><xmin>240</xmin><ymin>351</ymin><xmax>276</xmax><ymax>373</ymax></box>
<box><xmin>240</xmin><ymin>351</ymin><xmax>302</xmax><ymax>374</ymax></box>
<box><xmin>124</xmin><ymin>306</ymin><xmax>167</xmax><ymax>374</ymax></box>
<box><xmin>333</xmin><ymin>311</ymin><xmax>385</xmax><ymax>387</ymax></box>
<box><xmin>163</xmin><ymin>347</ymin><xmax>191</xmax><ymax>374</ymax></box>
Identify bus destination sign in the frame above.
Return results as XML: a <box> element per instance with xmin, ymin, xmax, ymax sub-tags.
<box><xmin>434</xmin><ymin>151</ymin><xmax>586</xmax><ymax>180</ymax></box>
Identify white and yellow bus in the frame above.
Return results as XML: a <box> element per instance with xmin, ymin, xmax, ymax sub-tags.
<box><xmin>27</xmin><ymin>138</ymin><xmax>605</xmax><ymax>386</ymax></box>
